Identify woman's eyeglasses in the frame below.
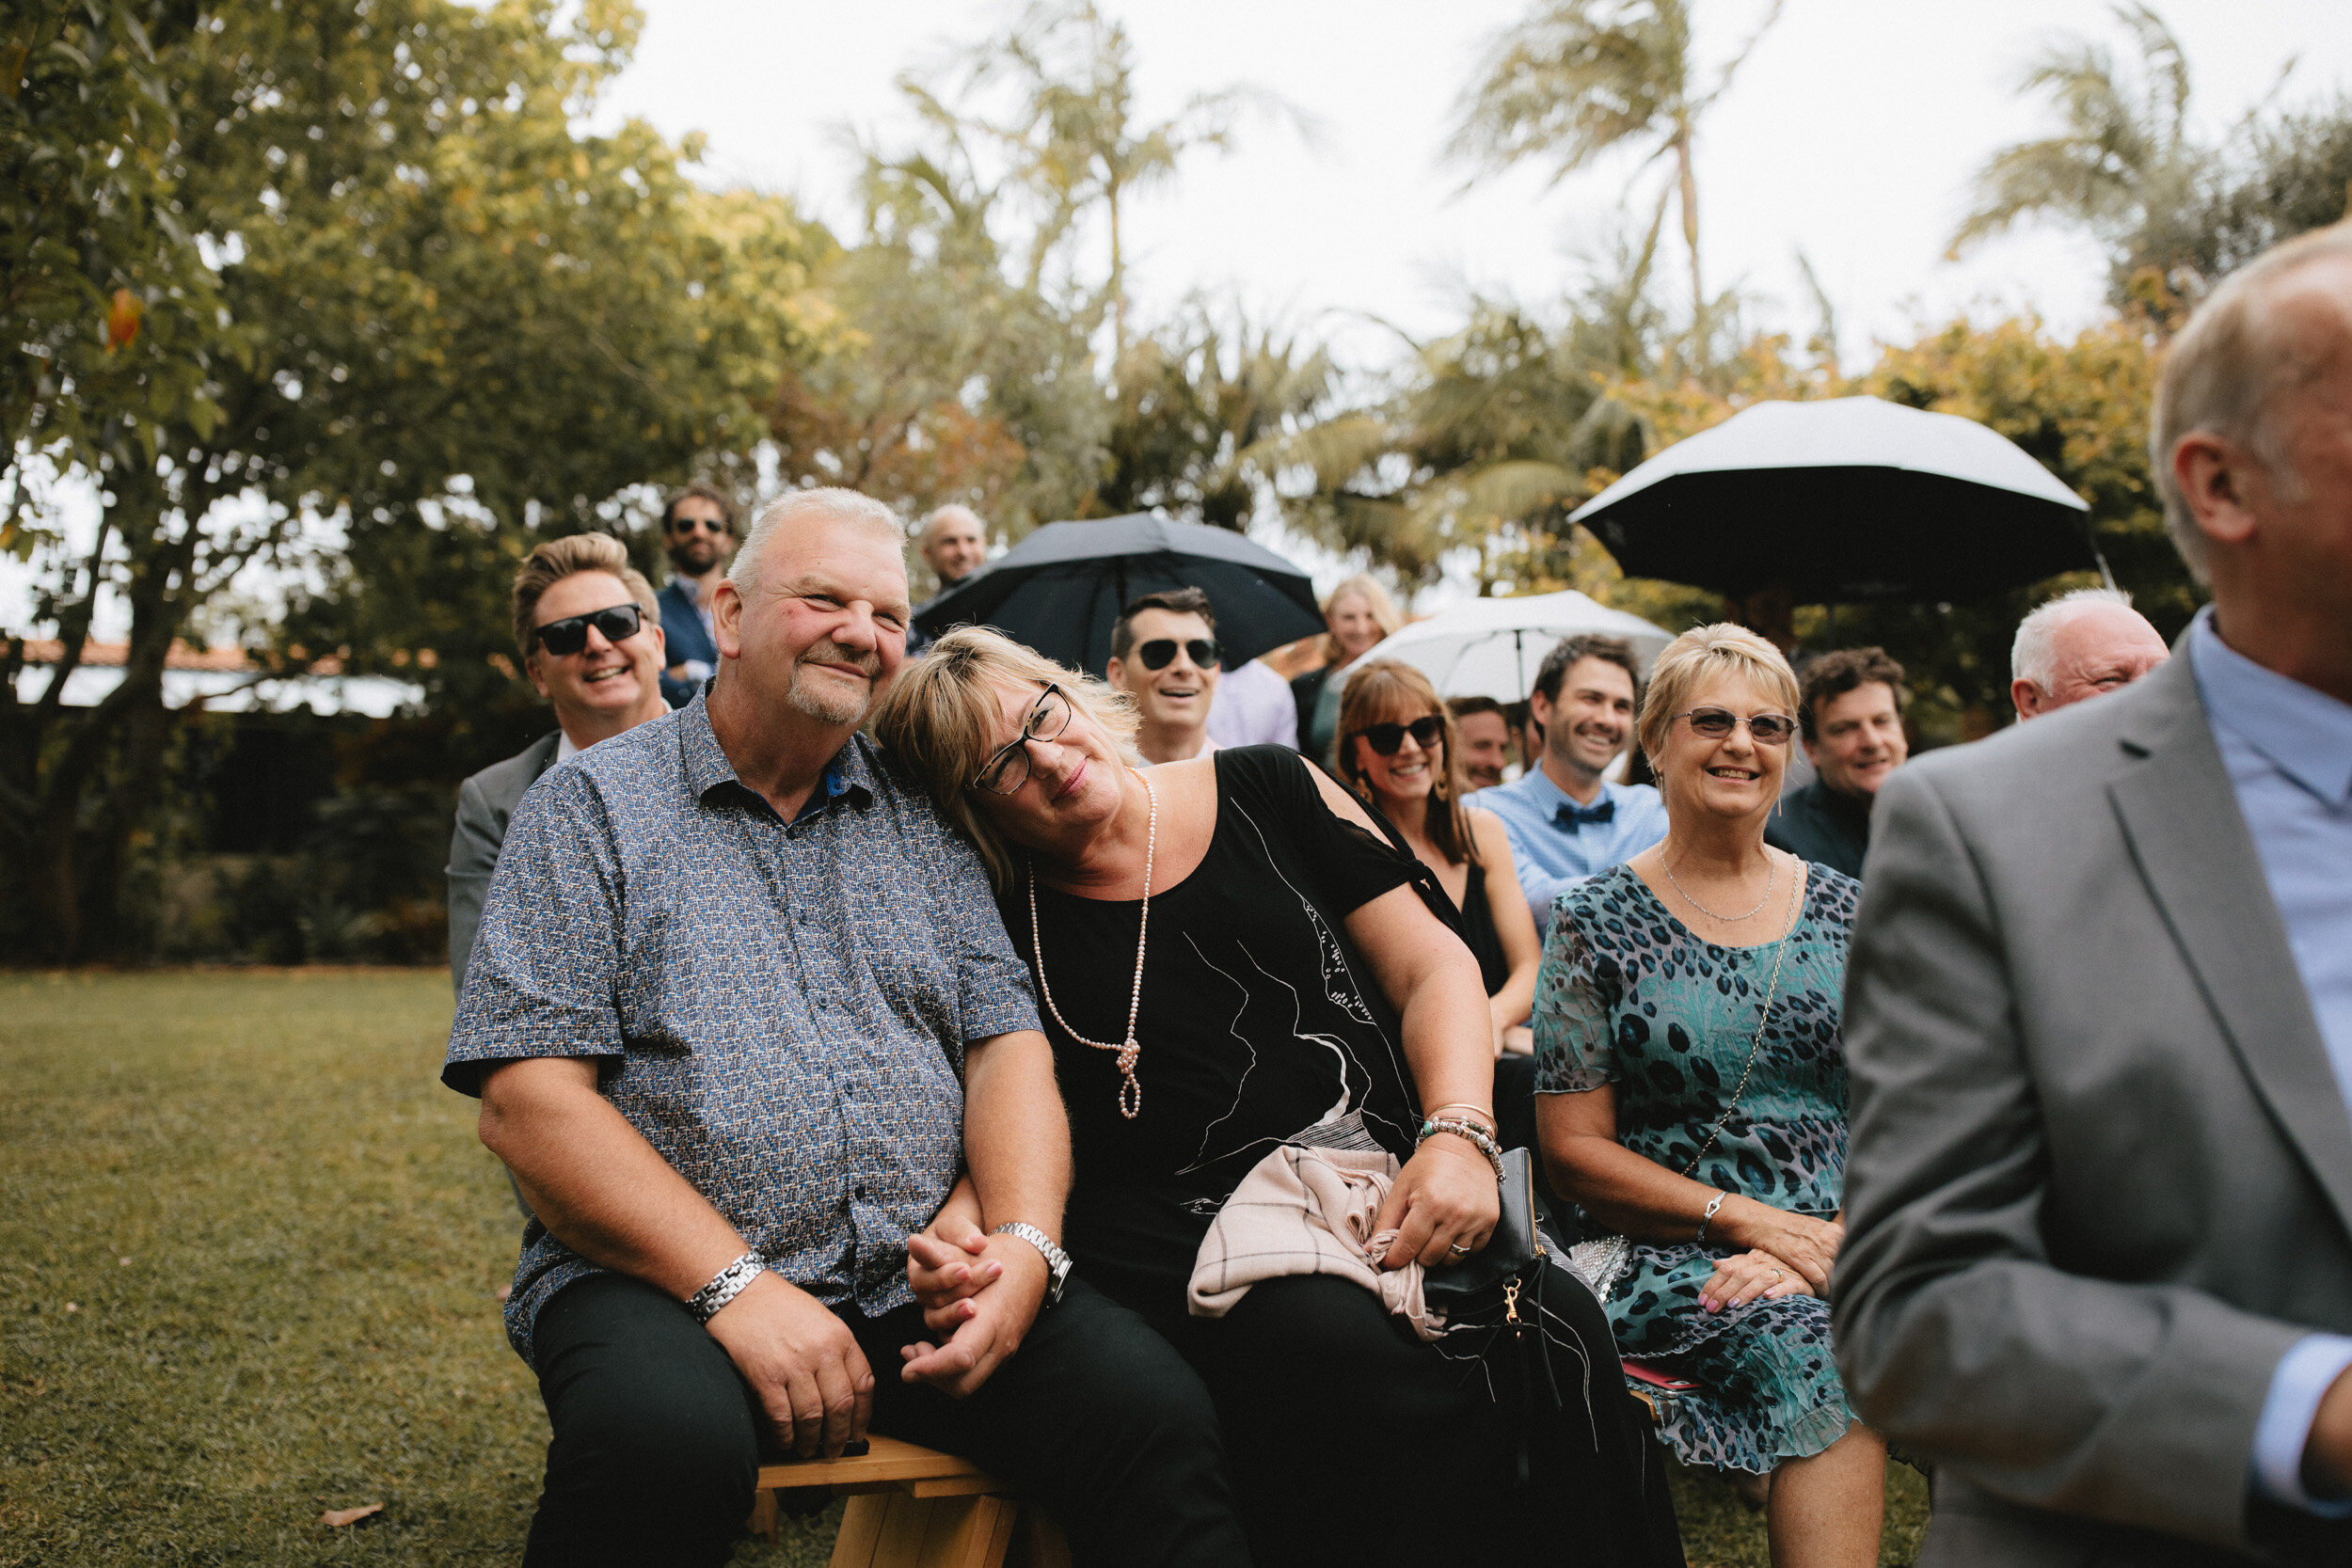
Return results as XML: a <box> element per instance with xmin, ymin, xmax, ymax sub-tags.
<box><xmin>971</xmin><ymin>685</ymin><xmax>1073</xmax><ymax>795</ymax></box>
<box><xmin>1359</xmin><ymin>715</ymin><xmax>1446</xmax><ymax>755</ymax></box>
<box><xmin>532</xmin><ymin>602</ymin><xmax>646</xmax><ymax>657</ymax></box>
<box><xmin>1673</xmin><ymin>707</ymin><xmax>1797</xmax><ymax>746</ymax></box>
<box><xmin>1134</xmin><ymin>638</ymin><xmax>1221</xmax><ymax>672</ymax></box>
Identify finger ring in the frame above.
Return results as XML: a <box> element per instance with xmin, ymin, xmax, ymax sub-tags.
<box><xmin>1449</xmin><ymin>1242</ymin><xmax>1470</xmax><ymax>1256</ymax></box>
<box><xmin>1771</xmin><ymin>1269</ymin><xmax>1784</xmax><ymax>1280</ymax></box>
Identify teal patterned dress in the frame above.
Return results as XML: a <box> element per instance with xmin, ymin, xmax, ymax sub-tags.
<box><xmin>1534</xmin><ymin>860</ymin><xmax>1862</xmax><ymax>1474</ymax></box>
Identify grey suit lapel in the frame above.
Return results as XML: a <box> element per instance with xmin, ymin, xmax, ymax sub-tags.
<box><xmin>2106</xmin><ymin>653</ymin><xmax>2352</xmax><ymax>1235</ymax></box>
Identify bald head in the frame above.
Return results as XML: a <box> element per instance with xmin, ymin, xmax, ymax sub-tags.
<box><xmin>919</xmin><ymin>505</ymin><xmax>988</xmax><ymax>588</ymax></box>
<box><xmin>2010</xmin><ymin>591</ymin><xmax>2170</xmax><ymax>719</ymax></box>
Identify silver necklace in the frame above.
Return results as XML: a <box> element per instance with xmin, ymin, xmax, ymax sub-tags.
<box><xmin>1679</xmin><ymin>863</ymin><xmax>1805</xmax><ymax>1180</ymax></box>
<box><xmin>1663</xmin><ymin>844</ymin><xmax>1779</xmax><ymax>922</ymax></box>
<box><xmin>1026</xmin><ymin>768</ymin><xmax>1155</xmax><ymax>1120</ymax></box>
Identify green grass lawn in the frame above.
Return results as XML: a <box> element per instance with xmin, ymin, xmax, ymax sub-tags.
<box><xmin>0</xmin><ymin>970</ymin><xmax>1923</xmax><ymax>1565</ymax></box>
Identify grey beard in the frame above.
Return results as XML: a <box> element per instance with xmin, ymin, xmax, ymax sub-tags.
<box><xmin>785</xmin><ymin>654</ymin><xmax>875</xmax><ymax>726</ymax></box>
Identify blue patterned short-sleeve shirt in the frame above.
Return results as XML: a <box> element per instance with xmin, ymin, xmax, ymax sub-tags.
<box><xmin>443</xmin><ymin>691</ymin><xmax>1040</xmax><ymax>1363</ymax></box>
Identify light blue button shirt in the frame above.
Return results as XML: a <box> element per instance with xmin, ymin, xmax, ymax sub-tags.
<box><xmin>1468</xmin><ymin>766</ymin><xmax>1669</xmax><ymax>935</ymax></box>
<box><xmin>2189</xmin><ymin>608</ymin><xmax>2352</xmax><ymax>1516</ymax></box>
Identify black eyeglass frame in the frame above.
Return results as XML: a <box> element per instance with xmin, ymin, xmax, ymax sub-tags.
<box><xmin>1358</xmin><ymin>715</ymin><xmax>1448</xmax><ymax>756</ymax></box>
<box><xmin>1670</xmin><ymin>706</ymin><xmax>1798</xmax><ymax>746</ymax></box>
<box><xmin>1132</xmin><ymin>637</ymin><xmax>1221</xmax><ymax>673</ymax></box>
<box><xmin>970</xmin><ymin>684</ymin><xmax>1073</xmax><ymax>796</ymax></box>
<box><xmin>532</xmin><ymin>601</ymin><xmax>648</xmax><ymax>657</ymax></box>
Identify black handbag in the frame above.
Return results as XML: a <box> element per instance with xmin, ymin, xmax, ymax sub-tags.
<box><xmin>1422</xmin><ymin>1145</ymin><xmax>1548</xmax><ymax>1311</ymax></box>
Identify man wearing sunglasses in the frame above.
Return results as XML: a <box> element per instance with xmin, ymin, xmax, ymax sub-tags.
<box><xmin>656</xmin><ymin>483</ymin><xmax>739</xmax><ymax>707</ymax></box>
<box><xmin>1105</xmin><ymin>589</ymin><xmax>1225</xmax><ymax>765</ymax></box>
<box><xmin>448</xmin><ymin>532</ymin><xmax>669</xmax><ymax>997</ymax></box>
<box><xmin>443</xmin><ymin>490</ymin><xmax>1244</xmax><ymax>1568</ymax></box>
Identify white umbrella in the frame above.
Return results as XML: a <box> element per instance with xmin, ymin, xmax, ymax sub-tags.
<box><xmin>1567</xmin><ymin>395</ymin><xmax>2104</xmax><ymax>603</ymax></box>
<box><xmin>1337</xmin><ymin>590</ymin><xmax>1675</xmax><ymax>703</ymax></box>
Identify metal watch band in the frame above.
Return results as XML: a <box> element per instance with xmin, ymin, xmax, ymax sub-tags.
<box><xmin>686</xmin><ymin>1251</ymin><xmax>766</xmax><ymax>1325</ymax></box>
<box><xmin>992</xmin><ymin>1222</ymin><xmax>1073</xmax><ymax>1306</ymax></box>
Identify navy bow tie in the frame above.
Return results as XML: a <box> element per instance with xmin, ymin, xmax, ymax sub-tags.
<box><xmin>1554</xmin><ymin>799</ymin><xmax>1615</xmax><ymax>831</ymax></box>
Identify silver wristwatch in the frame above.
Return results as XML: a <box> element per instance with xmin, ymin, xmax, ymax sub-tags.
<box><xmin>993</xmin><ymin>1222</ymin><xmax>1073</xmax><ymax>1308</ymax></box>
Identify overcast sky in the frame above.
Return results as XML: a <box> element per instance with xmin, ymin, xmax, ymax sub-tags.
<box><xmin>603</xmin><ymin>0</ymin><xmax>2348</xmax><ymax>365</ymax></box>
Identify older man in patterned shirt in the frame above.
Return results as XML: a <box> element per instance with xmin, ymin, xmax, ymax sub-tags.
<box><xmin>444</xmin><ymin>489</ymin><xmax>1246</xmax><ymax>1568</ymax></box>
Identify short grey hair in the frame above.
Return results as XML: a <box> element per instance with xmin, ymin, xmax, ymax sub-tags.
<box><xmin>2151</xmin><ymin>220</ymin><xmax>2352</xmax><ymax>584</ymax></box>
<box><xmin>2011</xmin><ymin>587</ymin><xmax>2136</xmax><ymax>690</ymax></box>
<box><xmin>919</xmin><ymin>504</ymin><xmax>985</xmax><ymax>548</ymax></box>
<box><xmin>729</xmin><ymin>487</ymin><xmax>903</xmax><ymax>598</ymax></box>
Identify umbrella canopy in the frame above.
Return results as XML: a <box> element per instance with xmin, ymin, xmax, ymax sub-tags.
<box><xmin>1338</xmin><ymin>591</ymin><xmax>1676</xmax><ymax>703</ymax></box>
<box><xmin>912</xmin><ymin>513</ymin><xmax>1325</xmax><ymax>674</ymax></box>
<box><xmin>1568</xmin><ymin>395</ymin><xmax>2101</xmax><ymax>603</ymax></box>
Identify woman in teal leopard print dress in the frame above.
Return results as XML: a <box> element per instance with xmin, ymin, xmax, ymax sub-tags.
<box><xmin>1535</xmin><ymin>624</ymin><xmax>1888</xmax><ymax>1567</ymax></box>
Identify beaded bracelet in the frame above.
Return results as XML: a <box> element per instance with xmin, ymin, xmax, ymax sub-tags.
<box><xmin>686</xmin><ymin>1251</ymin><xmax>766</xmax><ymax>1325</ymax></box>
<box><xmin>1418</xmin><ymin>1116</ymin><xmax>1507</xmax><ymax>1183</ymax></box>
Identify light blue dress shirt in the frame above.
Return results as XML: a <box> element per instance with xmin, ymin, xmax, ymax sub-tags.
<box><xmin>2189</xmin><ymin>609</ymin><xmax>2352</xmax><ymax>1516</ymax></box>
<box><xmin>1468</xmin><ymin>766</ymin><xmax>1669</xmax><ymax>935</ymax></box>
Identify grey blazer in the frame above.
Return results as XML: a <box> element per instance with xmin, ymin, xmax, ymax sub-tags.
<box><xmin>446</xmin><ymin>731</ymin><xmax>561</xmax><ymax>993</ymax></box>
<box><xmin>1833</xmin><ymin>649</ymin><xmax>2352</xmax><ymax>1567</ymax></box>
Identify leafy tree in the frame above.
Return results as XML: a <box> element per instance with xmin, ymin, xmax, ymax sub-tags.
<box><xmin>2</xmin><ymin>0</ymin><xmax>815</xmax><ymax>961</ymax></box>
<box><xmin>1448</xmin><ymin>0</ymin><xmax>1781</xmax><ymax>329</ymax></box>
<box><xmin>2181</xmin><ymin>96</ymin><xmax>2352</xmax><ymax>282</ymax></box>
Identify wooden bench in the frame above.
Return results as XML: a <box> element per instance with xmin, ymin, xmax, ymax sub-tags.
<box><xmin>748</xmin><ymin>1434</ymin><xmax>1068</xmax><ymax>1568</ymax></box>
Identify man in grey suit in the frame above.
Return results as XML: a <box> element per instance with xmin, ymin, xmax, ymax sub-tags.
<box><xmin>448</xmin><ymin>532</ymin><xmax>669</xmax><ymax>990</ymax></box>
<box><xmin>1834</xmin><ymin>222</ymin><xmax>2352</xmax><ymax>1565</ymax></box>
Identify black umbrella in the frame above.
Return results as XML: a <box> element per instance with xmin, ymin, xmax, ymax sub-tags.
<box><xmin>1567</xmin><ymin>396</ymin><xmax>2107</xmax><ymax>603</ymax></box>
<box><xmin>913</xmin><ymin>513</ymin><xmax>1325</xmax><ymax>674</ymax></box>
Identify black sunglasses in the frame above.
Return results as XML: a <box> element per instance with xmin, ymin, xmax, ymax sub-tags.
<box><xmin>1359</xmin><ymin>715</ymin><xmax>1446</xmax><ymax>755</ymax></box>
<box><xmin>971</xmin><ymin>685</ymin><xmax>1074</xmax><ymax>796</ymax></box>
<box><xmin>1673</xmin><ymin>706</ymin><xmax>1797</xmax><ymax>745</ymax></box>
<box><xmin>1134</xmin><ymin>638</ymin><xmax>1221</xmax><ymax>672</ymax></box>
<box><xmin>668</xmin><ymin>515</ymin><xmax>729</xmax><ymax>535</ymax></box>
<box><xmin>532</xmin><ymin>602</ymin><xmax>646</xmax><ymax>657</ymax></box>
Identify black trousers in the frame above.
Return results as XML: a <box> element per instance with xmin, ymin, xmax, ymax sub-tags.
<box><xmin>1073</xmin><ymin>1193</ymin><xmax>1686</xmax><ymax>1568</ymax></box>
<box><xmin>522</xmin><ymin>1271</ymin><xmax>1251</xmax><ymax>1568</ymax></box>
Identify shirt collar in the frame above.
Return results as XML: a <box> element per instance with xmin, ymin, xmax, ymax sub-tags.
<box><xmin>677</xmin><ymin>688</ymin><xmax>877</xmax><ymax>819</ymax></box>
<box><xmin>2189</xmin><ymin>606</ymin><xmax>2352</xmax><ymax>807</ymax></box>
<box><xmin>1515</xmin><ymin>763</ymin><xmax>1617</xmax><ymax>817</ymax></box>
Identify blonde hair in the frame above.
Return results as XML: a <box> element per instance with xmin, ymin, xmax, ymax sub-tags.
<box><xmin>1321</xmin><ymin>573</ymin><xmax>1403</xmax><ymax>661</ymax></box>
<box><xmin>1637</xmin><ymin>624</ymin><xmax>1800</xmax><ymax>767</ymax></box>
<box><xmin>869</xmin><ymin>626</ymin><xmax>1140</xmax><ymax>891</ymax></box>
<box><xmin>511</xmin><ymin>532</ymin><xmax>660</xmax><ymax>658</ymax></box>
<box><xmin>1335</xmin><ymin>660</ymin><xmax>1478</xmax><ymax>867</ymax></box>
<box><xmin>2152</xmin><ymin>219</ymin><xmax>2352</xmax><ymax>584</ymax></box>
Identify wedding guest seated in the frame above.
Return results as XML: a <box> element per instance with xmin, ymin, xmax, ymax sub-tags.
<box><xmin>1469</xmin><ymin>635</ymin><xmax>1668</xmax><ymax>936</ymax></box>
<box><xmin>874</xmin><ymin>628</ymin><xmax>1681</xmax><ymax>1568</ymax></box>
<box><xmin>443</xmin><ymin>491</ymin><xmax>1246</xmax><ymax>1568</ymax></box>
<box><xmin>1336</xmin><ymin>663</ymin><xmax>1542</xmax><ymax>1151</ymax></box>
<box><xmin>1289</xmin><ymin>574</ymin><xmax>1402</xmax><ymax>766</ymax></box>
<box><xmin>2008</xmin><ymin>586</ymin><xmax>2171</xmax><ymax>718</ymax></box>
<box><xmin>1535</xmin><ymin>623</ymin><xmax>1888</xmax><ymax>1566</ymax></box>
<box><xmin>1106</xmin><ymin>588</ymin><xmax>1223</xmax><ymax>764</ymax></box>
<box><xmin>1763</xmin><ymin>646</ymin><xmax>1909</xmax><ymax>879</ymax></box>
<box><xmin>1447</xmin><ymin>695</ymin><xmax>1515</xmax><ymax>790</ymax></box>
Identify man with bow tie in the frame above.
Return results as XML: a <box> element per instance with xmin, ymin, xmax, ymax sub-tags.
<box><xmin>1467</xmin><ymin>634</ymin><xmax>1668</xmax><ymax>937</ymax></box>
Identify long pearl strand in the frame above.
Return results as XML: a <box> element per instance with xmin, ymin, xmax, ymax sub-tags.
<box><xmin>1027</xmin><ymin>768</ymin><xmax>1155</xmax><ymax>1119</ymax></box>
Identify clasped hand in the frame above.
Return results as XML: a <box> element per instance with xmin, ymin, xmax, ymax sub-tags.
<box><xmin>900</xmin><ymin>1219</ymin><xmax>1049</xmax><ymax>1399</ymax></box>
<box><xmin>1699</xmin><ymin>1206</ymin><xmax>1844</xmax><ymax>1313</ymax></box>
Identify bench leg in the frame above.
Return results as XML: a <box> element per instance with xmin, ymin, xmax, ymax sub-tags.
<box><xmin>830</xmin><ymin>1491</ymin><xmax>1018</xmax><ymax>1568</ymax></box>
<box><xmin>747</xmin><ymin>1486</ymin><xmax>779</xmax><ymax>1544</ymax></box>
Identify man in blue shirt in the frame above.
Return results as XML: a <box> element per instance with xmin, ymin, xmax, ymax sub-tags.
<box><xmin>1468</xmin><ymin>633</ymin><xmax>1669</xmax><ymax>934</ymax></box>
<box><xmin>1835</xmin><ymin>220</ymin><xmax>2352</xmax><ymax>1564</ymax></box>
<box><xmin>655</xmin><ymin>483</ymin><xmax>735</xmax><ymax>706</ymax></box>
<box><xmin>447</xmin><ymin>488</ymin><xmax>1244</xmax><ymax>1568</ymax></box>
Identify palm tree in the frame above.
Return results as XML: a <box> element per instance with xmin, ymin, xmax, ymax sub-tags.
<box><xmin>1947</xmin><ymin>4</ymin><xmax>2213</xmax><ymax>287</ymax></box>
<box><xmin>1448</xmin><ymin>0</ymin><xmax>1781</xmax><ymax>329</ymax></box>
<box><xmin>969</xmin><ymin>2</ymin><xmax>1310</xmax><ymax>356</ymax></box>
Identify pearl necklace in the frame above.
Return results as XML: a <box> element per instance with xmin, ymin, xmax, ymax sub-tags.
<box><xmin>1026</xmin><ymin>768</ymin><xmax>1155</xmax><ymax>1120</ymax></box>
<box><xmin>1663</xmin><ymin>844</ymin><xmax>1779</xmax><ymax>923</ymax></box>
